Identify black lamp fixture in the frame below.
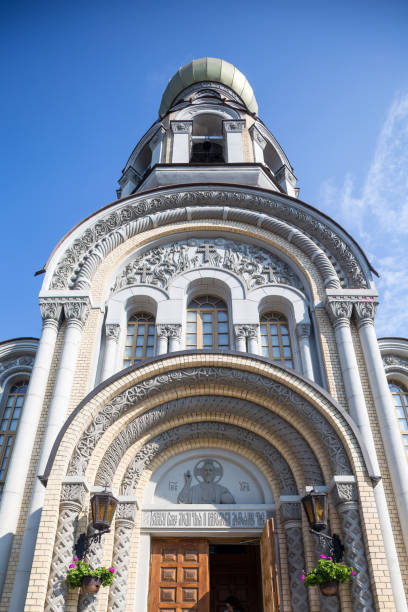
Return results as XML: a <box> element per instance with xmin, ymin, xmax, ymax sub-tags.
<box><xmin>75</xmin><ymin>489</ymin><xmax>118</xmax><ymax>560</ymax></box>
<box><xmin>301</xmin><ymin>488</ymin><xmax>344</xmax><ymax>562</ymax></box>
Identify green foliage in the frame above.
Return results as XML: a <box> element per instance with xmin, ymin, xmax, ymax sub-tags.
<box><xmin>304</xmin><ymin>559</ymin><xmax>355</xmax><ymax>586</ymax></box>
<box><xmin>66</xmin><ymin>560</ymin><xmax>115</xmax><ymax>589</ymax></box>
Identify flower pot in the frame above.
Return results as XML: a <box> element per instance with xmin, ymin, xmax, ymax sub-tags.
<box><xmin>319</xmin><ymin>580</ymin><xmax>339</xmax><ymax>596</ymax></box>
<box><xmin>81</xmin><ymin>576</ymin><xmax>101</xmax><ymax>594</ymax></box>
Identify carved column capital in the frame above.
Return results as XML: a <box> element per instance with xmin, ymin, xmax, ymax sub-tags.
<box><xmin>63</xmin><ymin>298</ymin><xmax>90</xmax><ymax>328</ymax></box>
<box><xmin>39</xmin><ymin>298</ymin><xmax>63</xmax><ymax>326</ymax></box>
<box><xmin>60</xmin><ymin>482</ymin><xmax>87</xmax><ymax>512</ymax></box>
<box><xmin>330</xmin><ymin>481</ymin><xmax>358</xmax><ymax>508</ymax></box>
<box><xmin>325</xmin><ymin>296</ymin><xmax>353</xmax><ymax>327</ymax></box>
<box><xmin>249</xmin><ymin>125</ymin><xmax>267</xmax><ymax>149</ymax></box>
<box><xmin>296</xmin><ymin>323</ymin><xmax>311</xmax><ymax>339</ymax></box>
<box><xmin>170</xmin><ymin>120</ymin><xmax>193</xmax><ymax>134</ymax></box>
<box><xmin>233</xmin><ymin>324</ymin><xmax>259</xmax><ymax>339</ymax></box>
<box><xmin>106</xmin><ymin>323</ymin><xmax>121</xmax><ymax>342</ymax></box>
<box><xmin>354</xmin><ymin>299</ymin><xmax>379</xmax><ymax>329</ymax></box>
<box><xmin>157</xmin><ymin>324</ymin><xmax>181</xmax><ymax>339</ymax></box>
<box><xmin>279</xmin><ymin>502</ymin><xmax>302</xmax><ymax>526</ymax></box>
<box><xmin>115</xmin><ymin>501</ymin><xmax>137</xmax><ymax>527</ymax></box>
<box><xmin>223</xmin><ymin>119</ymin><xmax>246</xmax><ymax>133</ymax></box>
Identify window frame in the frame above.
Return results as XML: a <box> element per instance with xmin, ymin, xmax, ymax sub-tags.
<box><xmin>389</xmin><ymin>380</ymin><xmax>408</xmax><ymax>459</ymax></box>
<box><xmin>259</xmin><ymin>311</ymin><xmax>293</xmax><ymax>368</ymax></box>
<box><xmin>186</xmin><ymin>295</ymin><xmax>229</xmax><ymax>350</ymax></box>
<box><xmin>123</xmin><ymin>312</ymin><xmax>156</xmax><ymax>367</ymax></box>
<box><xmin>0</xmin><ymin>379</ymin><xmax>28</xmax><ymax>486</ymax></box>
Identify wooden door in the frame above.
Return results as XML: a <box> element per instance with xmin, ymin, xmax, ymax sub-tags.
<box><xmin>148</xmin><ymin>539</ymin><xmax>209</xmax><ymax>612</ymax></box>
<box><xmin>260</xmin><ymin>519</ymin><xmax>280</xmax><ymax>611</ymax></box>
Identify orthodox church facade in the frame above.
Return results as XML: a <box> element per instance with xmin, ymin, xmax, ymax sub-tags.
<box><xmin>0</xmin><ymin>58</ymin><xmax>407</xmax><ymax>612</ymax></box>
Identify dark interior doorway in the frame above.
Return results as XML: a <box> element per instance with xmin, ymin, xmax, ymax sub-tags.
<box><xmin>209</xmin><ymin>543</ymin><xmax>262</xmax><ymax>612</ymax></box>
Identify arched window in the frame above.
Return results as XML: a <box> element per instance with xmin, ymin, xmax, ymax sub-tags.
<box><xmin>0</xmin><ymin>380</ymin><xmax>28</xmax><ymax>485</ymax></box>
<box><xmin>190</xmin><ymin>114</ymin><xmax>225</xmax><ymax>163</ymax></box>
<box><xmin>389</xmin><ymin>381</ymin><xmax>408</xmax><ymax>457</ymax></box>
<box><xmin>123</xmin><ymin>313</ymin><xmax>155</xmax><ymax>367</ymax></box>
<box><xmin>186</xmin><ymin>296</ymin><xmax>229</xmax><ymax>349</ymax></box>
<box><xmin>260</xmin><ymin>312</ymin><xmax>293</xmax><ymax>367</ymax></box>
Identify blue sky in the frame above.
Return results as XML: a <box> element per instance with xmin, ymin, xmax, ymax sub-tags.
<box><xmin>1</xmin><ymin>0</ymin><xmax>407</xmax><ymax>340</ymax></box>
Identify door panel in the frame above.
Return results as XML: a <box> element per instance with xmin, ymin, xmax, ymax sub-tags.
<box><xmin>260</xmin><ymin>519</ymin><xmax>280</xmax><ymax>611</ymax></box>
<box><xmin>149</xmin><ymin>539</ymin><xmax>209</xmax><ymax>612</ymax></box>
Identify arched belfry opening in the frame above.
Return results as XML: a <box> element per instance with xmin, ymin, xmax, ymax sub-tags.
<box><xmin>190</xmin><ymin>113</ymin><xmax>225</xmax><ymax>163</ymax></box>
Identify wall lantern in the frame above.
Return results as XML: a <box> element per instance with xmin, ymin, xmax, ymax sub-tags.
<box><xmin>301</xmin><ymin>488</ymin><xmax>344</xmax><ymax>562</ymax></box>
<box><xmin>75</xmin><ymin>489</ymin><xmax>118</xmax><ymax>560</ymax></box>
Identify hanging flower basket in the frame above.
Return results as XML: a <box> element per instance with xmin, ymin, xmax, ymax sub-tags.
<box><xmin>66</xmin><ymin>559</ymin><xmax>115</xmax><ymax>592</ymax></box>
<box><xmin>301</xmin><ymin>556</ymin><xmax>356</xmax><ymax>596</ymax></box>
<box><xmin>81</xmin><ymin>575</ymin><xmax>102</xmax><ymax>594</ymax></box>
<box><xmin>319</xmin><ymin>580</ymin><xmax>339</xmax><ymax>596</ymax></box>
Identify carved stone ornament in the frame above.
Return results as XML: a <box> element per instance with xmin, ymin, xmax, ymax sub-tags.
<box><xmin>48</xmin><ymin>188</ymin><xmax>368</xmax><ymax>291</ymax></box>
<box><xmin>233</xmin><ymin>324</ymin><xmax>259</xmax><ymax>339</ymax></box>
<box><xmin>296</xmin><ymin>323</ymin><xmax>311</xmax><ymax>339</ymax></box>
<box><xmin>223</xmin><ymin>120</ymin><xmax>245</xmax><ymax>133</ymax></box>
<box><xmin>331</xmin><ymin>482</ymin><xmax>358</xmax><ymax>507</ymax></box>
<box><xmin>63</xmin><ymin>299</ymin><xmax>90</xmax><ymax>325</ymax></box>
<box><xmin>94</xmin><ymin>395</ymin><xmax>323</xmax><ymax>490</ymax></box>
<box><xmin>0</xmin><ymin>355</ymin><xmax>34</xmax><ymax>374</ymax></box>
<box><xmin>116</xmin><ymin>501</ymin><xmax>137</xmax><ymax>523</ymax></box>
<box><xmin>279</xmin><ymin>502</ymin><xmax>302</xmax><ymax>523</ymax></box>
<box><xmin>382</xmin><ymin>354</ymin><xmax>408</xmax><ymax>370</ymax></box>
<box><xmin>119</xmin><ymin>421</ymin><xmax>297</xmax><ymax>496</ymax></box>
<box><xmin>111</xmin><ymin>238</ymin><xmax>305</xmax><ymax>294</ymax></box>
<box><xmin>60</xmin><ymin>483</ymin><xmax>87</xmax><ymax>508</ymax></box>
<box><xmin>39</xmin><ymin>298</ymin><xmax>63</xmax><ymax>323</ymax></box>
<box><xmin>170</xmin><ymin>121</ymin><xmax>193</xmax><ymax>134</ymax></box>
<box><xmin>325</xmin><ymin>297</ymin><xmax>353</xmax><ymax>324</ymax></box>
<box><xmin>353</xmin><ymin>299</ymin><xmax>379</xmax><ymax>324</ymax></box>
<box><xmin>250</xmin><ymin>126</ymin><xmax>267</xmax><ymax>148</ymax></box>
<box><xmin>156</xmin><ymin>324</ymin><xmax>182</xmax><ymax>339</ymax></box>
<box><xmin>106</xmin><ymin>323</ymin><xmax>121</xmax><ymax>342</ymax></box>
<box><xmin>67</xmin><ymin>368</ymin><xmax>350</xmax><ymax>481</ymax></box>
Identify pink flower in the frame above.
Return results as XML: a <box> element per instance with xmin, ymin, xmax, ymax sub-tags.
<box><xmin>351</xmin><ymin>570</ymin><xmax>356</xmax><ymax>575</ymax></box>
<box><xmin>328</xmin><ymin>557</ymin><xmax>332</xmax><ymax>561</ymax></box>
<box><xmin>300</xmin><ymin>574</ymin><xmax>305</xmax><ymax>581</ymax></box>
<box><xmin>74</xmin><ymin>557</ymin><xmax>79</xmax><ymax>562</ymax></box>
<box><xmin>69</xmin><ymin>564</ymin><xmax>75</xmax><ymax>569</ymax></box>
<box><xmin>319</xmin><ymin>554</ymin><xmax>326</xmax><ymax>559</ymax></box>
<box><xmin>109</xmin><ymin>568</ymin><xmax>115</xmax><ymax>573</ymax></box>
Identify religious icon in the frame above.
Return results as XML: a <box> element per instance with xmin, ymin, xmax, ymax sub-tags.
<box><xmin>177</xmin><ymin>459</ymin><xmax>235</xmax><ymax>504</ymax></box>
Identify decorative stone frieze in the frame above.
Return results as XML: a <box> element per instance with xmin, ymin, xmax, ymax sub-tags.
<box><xmin>0</xmin><ymin>355</ymin><xmax>35</xmax><ymax>374</ymax></box>
<box><xmin>67</xmin><ymin>368</ymin><xmax>350</xmax><ymax>480</ymax></box>
<box><xmin>112</xmin><ymin>238</ymin><xmax>305</xmax><ymax>294</ymax></box>
<box><xmin>223</xmin><ymin>119</ymin><xmax>246</xmax><ymax>133</ymax></box>
<box><xmin>106</xmin><ymin>323</ymin><xmax>120</xmax><ymax>342</ymax></box>
<box><xmin>233</xmin><ymin>324</ymin><xmax>259</xmax><ymax>339</ymax></box>
<box><xmin>48</xmin><ymin>189</ymin><xmax>368</xmax><ymax>291</ymax></box>
<box><xmin>156</xmin><ymin>324</ymin><xmax>182</xmax><ymax>338</ymax></box>
<box><xmin>382</xmin><ymin>354</ymin><xmax>408</xmax><ymax>370</ymax></box>
<box><xmin>170</xmin><ymin>121</ymin><xmax>193</xmax><ymax>134</ymax></box>
<box><xmin>119</xmin><ymin>422</ymin><xmax>297</xmax><ymax>496</ymax></box>
<box><xmin>330</xmin><ymin>482</ymin><xmax>375</xmax><ymax>612</ymax></box>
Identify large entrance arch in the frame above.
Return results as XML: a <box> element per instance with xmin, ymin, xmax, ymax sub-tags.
<box><xmin>37</xmin><ymin>353</ymin><xmax>376</xmax><ymax>612</ymax></box>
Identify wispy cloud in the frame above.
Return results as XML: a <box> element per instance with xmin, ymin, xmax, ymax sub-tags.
<box><xmin>320</xmin><ymin>93</ymin><xmax>408</xmax><ymax>337</ymax></box>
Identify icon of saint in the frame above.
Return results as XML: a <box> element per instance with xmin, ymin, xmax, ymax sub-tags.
<box><xmin>177</xmin><ymin>459</ymin><xmax>235</xmax><ymax>504</ymax></box>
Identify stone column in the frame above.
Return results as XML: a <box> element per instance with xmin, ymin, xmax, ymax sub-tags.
<box><xmin>149</xmin><ymin>126</ymin><xmax>165</xmax><ymax>165</ymax></box>
<box><xmin>355</xmin><ymin>299</ymin><xmax>408</xmax><ymax>555</ymax></box>
<box><xmin>10</xmin><ymin>299</ymin><xmax>90</xmax><ymax>609</ymax></box>
<box><xmin>101</xmin><ymin>323</ymin><xmax>120</xmax><ymax>380</ymax></box>
<box><xmin>223</xmin><ymin>120</ymin><xmax>245</xmax><ymax>162</ymax></box>
<box><xmin>234</xmin><ymin>324</ymin><xmax>259</xmax><ymax>353</ymax></box>
<box><xmin>156</xmin><ymin>325</ymin><xmax>169</xmax><ymax>355</ymax></box>
<box><xmin>45</xmin><ymin>482</ymin><xmax>88</xmax><ymax>612</ymax></box>
<box><xmin>279</xmin><ymin>503</ymin><xmax>309</xmax><ymax>612</ymax></box>
<box><xmin>157</xmin><ymin>324</ymin><xmax>181</xmax><ymax>354</ymax></box>
<box><xmin>171</xmin><ymin>121</ymin><xmax>192</xmax><ymax>163</ymax></box>
<box><xmin>330</xmin><ymin>481</ymin><xmax>375</xmax><ymax>612</ymax></box>
<box><xmin>108</xmin><ymin>501</ymin><xmax>137</xmax><ymax>611</ymax></box>
<box><xmin>325</xmin><ymin>296</ymin><xmax>407</xmax><ymax>611</ymax></box>
<box><xmin>249</xmin><ymin>125</ymin><xmax>267</xmax><ymax>163</ymax></box>
<box><xmin>296</xmin><ymin>323</ymin><xmax>315</xmax><ymax>381</ymax></box>
<box><xmin>0</xmin><ymin>298</ymin><xmax>62</xmax><ymax>596</ymax></box>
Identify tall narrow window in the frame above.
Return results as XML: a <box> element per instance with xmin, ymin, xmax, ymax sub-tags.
<box><xmin>260</xmin><ymin>312</ymin><xmax>293</xmax><ymax>367</ymax></box>
<box><xmin>123</xmin><ymin>313</ymin><xmax>155</xmax><ymax>367</ymax></box>
<box><xmin>186</xmin><ymin>296</ymin><xmax>229</xmax><ymax>350</ymax></box>
<box><xmin>0</xmin><ymin>380</ymin><xmax>28</xmax><ymax>485</ymax></box>
<box><xmin>389</xmin><ymin>381</ymin><xmax>408</xmax><ymax>458</ymax></box>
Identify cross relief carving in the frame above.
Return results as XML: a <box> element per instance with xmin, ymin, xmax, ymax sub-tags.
<box><xmin>112</xmin><ymin>238</ymin><xmax>305</xmax><ymax>294</ymax></box>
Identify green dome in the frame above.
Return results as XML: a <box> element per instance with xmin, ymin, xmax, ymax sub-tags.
<box><xmin>159</xmin><ymin>57</ymin><xmax>258</xmax><ymax>117</ymax></box>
